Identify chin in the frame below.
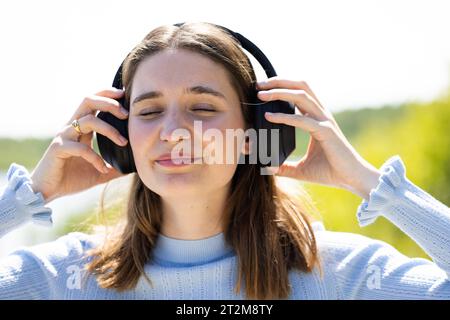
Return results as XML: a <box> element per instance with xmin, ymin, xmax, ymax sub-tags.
<box><xmin>154</xmin><ymin>184</ymin><xmax>203</xmax><ymax>198</ymax></box>
<box><xmin>146</xmin><ymin>171</ymin><xmax>204</xmax><ymax>196</ymax></box>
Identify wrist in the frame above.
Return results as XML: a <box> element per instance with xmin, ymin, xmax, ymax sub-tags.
<box><xmin>351</xmin><ymin>167</ymin><xmax>381</xmax><ymax>200</ymax></box>
<box><xmin>29</xmin><ymin>176</ymin><xmax>53</xmax><ymax>205</ymax></box>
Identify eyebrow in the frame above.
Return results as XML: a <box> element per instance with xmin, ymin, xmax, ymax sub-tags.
<box><xmin>132</xmin><ymin>85</ymin><xmax>227</xmax><ymax>106</ymax></box>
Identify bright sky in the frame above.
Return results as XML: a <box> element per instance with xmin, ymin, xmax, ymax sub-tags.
<box><xmin>0</xmin><ymin>0</ymin><xmax>449</xmax><ymax>138</ymax></box>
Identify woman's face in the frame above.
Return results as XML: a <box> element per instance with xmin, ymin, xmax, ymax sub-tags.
<box><xmin>128</xmin><ymin>48</ymin><xmax>247</xmax><ymax>198</ymax></box>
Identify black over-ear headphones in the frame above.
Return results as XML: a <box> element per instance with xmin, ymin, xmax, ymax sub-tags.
<box><xmin>96</xmin><ymin>22</ymin><xmax>295</xmax><ymax>174</ymax></box>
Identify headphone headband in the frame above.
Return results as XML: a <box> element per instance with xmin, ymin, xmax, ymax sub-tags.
<box><xmin>174</xmin><ymin>22</ymin><xmax>277</xmax><ymax>77</ymax></box>
<box><xmin>112</xmin><ymin>22</ymin><xmax>278</xmax><ymax>90</ymax></box>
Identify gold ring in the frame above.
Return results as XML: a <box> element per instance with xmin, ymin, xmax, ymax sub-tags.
<box><xmin>71</xmin><ymin>119</ymin><xmax>83</xmax><ymax>141</ymax></box>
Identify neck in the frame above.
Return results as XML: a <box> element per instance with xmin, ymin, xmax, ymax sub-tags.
<box><xmin>160</xmin><ymin>185</ymin><xmax>230</xmax><ymax>240</ymax></box>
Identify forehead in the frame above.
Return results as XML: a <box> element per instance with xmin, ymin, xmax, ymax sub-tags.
<box><xmin>131</xmin><ymin>49</ymin><xmax>236</xmax><ymax>97</ymax></box>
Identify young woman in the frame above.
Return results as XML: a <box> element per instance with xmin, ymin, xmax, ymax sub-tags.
<box><xmin>0</xmin><ymin>22</ymin><xmax>449</xmax><ymax>300</ymax></box>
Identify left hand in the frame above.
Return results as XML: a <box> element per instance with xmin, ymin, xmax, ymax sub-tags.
<box><xmin>256</xmin><ymin>77</ymin><xmax>381</xmax><ymax>199</ymax></box>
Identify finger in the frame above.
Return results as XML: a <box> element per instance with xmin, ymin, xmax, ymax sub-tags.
<box><xmin>67</xmin><ymin>93</ymin><xmax>128</xmax><ymax>125</ymax></box>
<box><xmin>262</xmin><ymin>161</ymin><xmax>299</xmax><ymax>179</ymax></box>
<box><xmin>94</xmin><ymin>87</ymin><xmax>125</xmax><ymax>99</ymax></box>
<box><xmin>256</xmin><ymin>77</ymin><xmax>324</xmax><ymax>109</ymax></box>
<box><xmin>256</xmin><ymin>78</ymin><xmax>345</xmax><ymax>135</ymax></box>
<box><xmin>258</xmin><ymin>89</ymin><xmax>328</xmax><ymax>120</ymax></box>
<box><xmin>62</xmin><ymin>113</ymin><xmax>128</xmax><ymax>146</ymax></box>
<box><xmin>56</xmin><ymin>139</ymin><xmax>110</xmax><ymax>174</ymax></box>
<box><xmin>266</xmin><ymin>112</ymin><xmax>339</xmax><ymax>143</ymax></box>
<box><xmin>264</xmin><ymin>112</ymin><xmax>320</xmax><ymax>134</ymax></box>
<box><xmin>96</xmin><ymin>164</ymin><xmax>126</xmax><ymax>182</ymax></box>
<box><xmin>274</xmin><ymin>160</ymin><xmax>299</xmax><ymax>179</ymax></box>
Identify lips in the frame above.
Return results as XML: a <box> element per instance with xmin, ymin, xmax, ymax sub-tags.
<box><xmin>154</xmin><ymin>153</ymin><xmax>202</xmax><ymax>167</ymax></box>
<box><xmin>155</xmin><ymin>153</ymin><xmax>193</xmax><ymax>161</ymax></box>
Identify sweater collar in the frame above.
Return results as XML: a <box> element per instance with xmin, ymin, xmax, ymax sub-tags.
<box><xmin>152</xmin><ymin>232</ymin><xmax>234</xmax><ymax>265</ymax></box>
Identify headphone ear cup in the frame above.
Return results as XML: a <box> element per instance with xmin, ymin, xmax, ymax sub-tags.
<box><xmin>252</xmin><ymin>96</ymin><xmax>296</xmax><ymax>167</ymax></box>
<box><xmin>96</xmin><ymin>96</ymin><xmax>136</xmax><ymax>173</ymax></box>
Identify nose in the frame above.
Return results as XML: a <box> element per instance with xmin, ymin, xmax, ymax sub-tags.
<box><xmin>159</xmin><ymin>107</ymin><xmax>191</xmax><ymax>143</ymax></box>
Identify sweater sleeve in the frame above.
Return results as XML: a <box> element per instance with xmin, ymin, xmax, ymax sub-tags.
<box><xmin>0</xmin><ymin>232</ymin><xmax>94</xmax><ymax>299</ymax></box>
<box><xmin>317</xmin><ymin>155</ymin><xmax>450</xmax><ymax>299</ymax></box>
<box><xmin>356</xmin><ymin>155</ymin><xmax>450</xmax><ymax>276</ymax></box>
<box><xmin>0</xmin><ymin>163</ymin><xmax>53</xmax><ymax>238</ymax></box>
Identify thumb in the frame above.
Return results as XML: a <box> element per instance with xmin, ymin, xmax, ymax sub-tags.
<box><xmin>274</xmin><ymin>160</ymin><xmax>303</xmax><ymax>180</ymax></box>
<box><xmin>97</xmin><ymin>165</ymin><xmax>126</xmax><ymax>183</ymax></box>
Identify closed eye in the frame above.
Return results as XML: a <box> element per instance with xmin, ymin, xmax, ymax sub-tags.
<box><xmin>192</xmin><ymin>108</ymin><xmax>216</xmax><ymax>112</ymax></box>
<box><xmin>140</xmin><ymin>106</ymin><xmax>217</xmax><ymax>116</ymax></box>
<box><xmin>191</xmin><ymin>103</ymin><xmax>217</xmax><ymax>112</ymax></box>
<box><xmin>140</xmin><ymin>111</ymin><xmax>162</xmax><ymax>116</ymax></box>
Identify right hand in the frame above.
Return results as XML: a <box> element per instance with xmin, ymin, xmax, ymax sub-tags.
<box><xmin>29</xmin><ymin>88</ymin><xmax>130</xmax><ymax>204</ymax></box>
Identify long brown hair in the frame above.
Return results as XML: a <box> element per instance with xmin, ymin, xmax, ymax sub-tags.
<box><xmin>85</xmin><ymin>22</ymin><xmax>321</xmax><ymax>299</ymax></box>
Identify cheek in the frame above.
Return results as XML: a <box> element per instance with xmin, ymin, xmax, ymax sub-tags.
<box><xmin>128</xmin><ymin>118</ymin><xmax>159</xmax><ymax>167</ymax></box>
<box><xmin>201</xmin><ymin>116</ymin><xmax>247</xmax><ymax>164</ymax></box>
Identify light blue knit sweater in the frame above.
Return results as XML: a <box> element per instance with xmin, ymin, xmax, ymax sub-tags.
<box><xmin>0</xmin><ymin>155</ymin><xmax>450</xmax><ymax>299</ymax></box>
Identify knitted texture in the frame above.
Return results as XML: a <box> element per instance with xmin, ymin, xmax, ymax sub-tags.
<box><xmin>0</xmin><ymin>163</ymin><xmax>52</xmax><ymax>238</ymax></box>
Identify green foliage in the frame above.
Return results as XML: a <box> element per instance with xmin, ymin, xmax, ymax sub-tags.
<box><xmin>0</xmin><ymin>136</ymin><xmax>101</xmax><ymax>172</ymax></box>
<box><xmin>0</xmin><ymin>138</ymin><xmax>52</xmax><ymax>171</ymax></box>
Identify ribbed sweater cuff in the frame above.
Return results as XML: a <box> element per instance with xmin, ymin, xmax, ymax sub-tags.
<box><xmin>0</xmin><ymin>163</ymin><xmax>52</xmax><ymax>237</ymax></box>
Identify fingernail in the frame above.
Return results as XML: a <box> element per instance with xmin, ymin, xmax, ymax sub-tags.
<box><xmin>257</xmin><ymin>81</ymin><xmax>267</xmax><ymax>86</ymax></box>
<box><xmin>119</xmin><ymin>136</ymin><xmax>128</xmax><ymax>144</ymax></box>
<box><xmin>265</xmin><ymin>112</ymin><xmax>273</xmax><ymax>116</ymax></box>
<box><xmin>121</xmin><ymin>107</ymin><xmax>129</xmax><ymax>115</ymax></box>
<box><xmin>102</xmin><ymin>166</ymin><xmax>109</xmax><ymax>174</ymax></box>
